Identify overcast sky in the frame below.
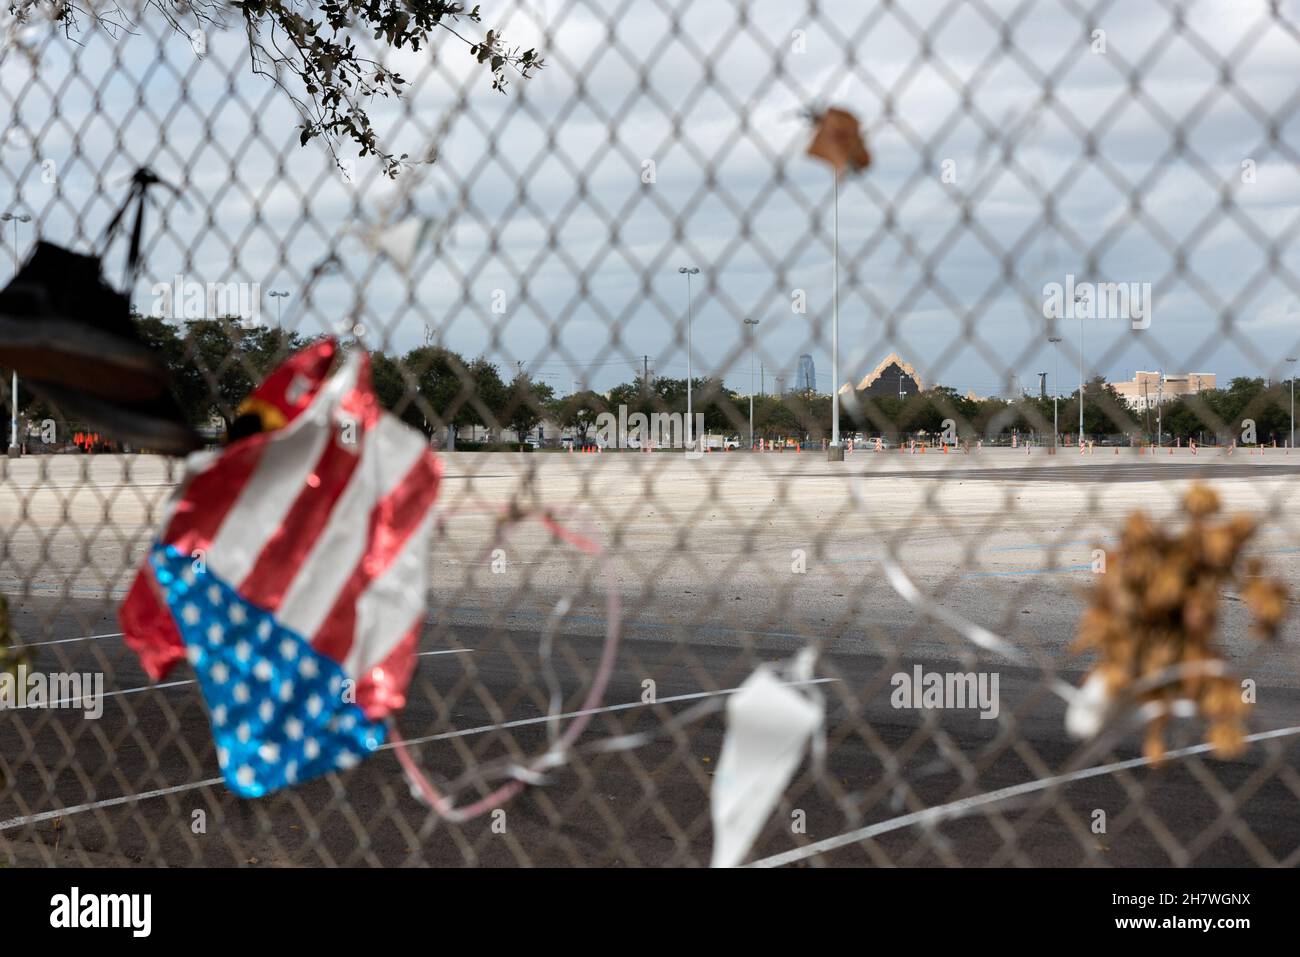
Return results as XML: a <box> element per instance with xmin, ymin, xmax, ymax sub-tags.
<box><xmin>3</xmin><ymin>0</ymin><xmax>1300</xmax><ymax>398</ymax></box>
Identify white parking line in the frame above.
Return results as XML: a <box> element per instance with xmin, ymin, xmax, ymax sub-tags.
<box><xmin>27</xmin><ymin>680</ymin><xmax>195</xmax><ymax>710</ymax></box>
<box><xmin>748</xmin><ymin>723</ymin><xmax>1300</xmax><ymax>868</ymax></box>
<box><xmin>384</xmin><ymin>677</ymin><xmax>838</xmax><ymax>748</ymax></box>
<box><xmin>25</xmin><ymin>631</ymin><xmax>124</xmax><ymax>648</ymax></box>
<box><xmin>0</xmin><ymin>778</ymin><xmax>225</xmax><ymax>831</ymax></box>
<box><xmin>9</xmin><ymin>647</ymin><xmax>475</xmax><ymax>709</ymax></box>
<box><xmin>0</xmin><ymin>675</ymin><xmax>835</xmax><ymax>832</ymax></box>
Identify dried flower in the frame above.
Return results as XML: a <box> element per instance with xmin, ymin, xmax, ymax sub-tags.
<box><xmin>806</xmin><ymin>107</ymin><xmax>871</xmax><ymax>175</ymax></box>
<box><xmin>1072</xmin><ymin>484</ymin><xmax>1287</xmax><ymax>761</ymax></box>
<box><xmin>0</xmin><ymin>595</ymin><xmax>27</xmax><ymax>677</ymax></box>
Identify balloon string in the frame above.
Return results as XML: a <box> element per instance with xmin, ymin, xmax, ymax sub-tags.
<box><xmin>389</xmin><ymin>505</ymin><xmax>621</xmax><ymax>823</ymax></box>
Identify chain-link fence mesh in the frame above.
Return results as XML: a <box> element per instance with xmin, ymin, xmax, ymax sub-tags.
<box><xmin>2</xmin><ymin>0</ymin><xmax>1300</xmax><ymax>867</ymax></box>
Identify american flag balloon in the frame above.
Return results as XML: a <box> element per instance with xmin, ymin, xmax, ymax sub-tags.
<box><xmin>120</xmin><ymin>339</ymin><xmax>441</xmax><ymax>796</ymax></box>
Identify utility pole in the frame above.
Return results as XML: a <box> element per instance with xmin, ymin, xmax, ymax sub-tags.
<box><xmin>1072</xmin><ymin>288</ymin><xmax>1087</xmax><ymax>442</ymax></box>
<box><xmin>678</xmin><ymin>266</ymin><xmax>699</xmax><ymax>450</ymax></box>
<box><xmin>744</xmin><ymin>318</ymin><xmax>760</xmax><ymax>449</ymax></box>
<box><xmin>1049</xmin><ymin>336</ymin><xmax>1062</xmax><ymax>450</ymax></box>
<box><xmin>1288</xmin><ymin>358</ymin><xmax>1297</xmax><ymax>449</ymax></box>
<box><xmin>268</xmin><ymin>289</ymin><xmax>290</xmax><ymax>328</ymax></box>
<box><xmin>1077</xmin><ymin>313</ymin><xmax>1085</xmax><ymax>441</ymax></box>
<box><xmin>828</xmin><ymin>168</ymin><xmax>842</xmax><ymax>460</ymax></box>
<box><xmin>1156</xmin><ymin>373</ymin><xmax>1164</xmax><ymax>447</ymax></box>
<box><xmin>3</xmin><ymin>211</ymin><xmax>31</xmax><ymax>458</ymax></box>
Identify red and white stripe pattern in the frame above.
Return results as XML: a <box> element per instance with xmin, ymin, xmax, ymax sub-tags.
<box><xmin>120</xmin><ymin>340</ymin><xmax>441</xmax><ymax>719</ymax></box>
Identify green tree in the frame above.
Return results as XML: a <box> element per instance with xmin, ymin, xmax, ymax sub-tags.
<box><xmin>502</xmin><ymin>371</ymin><xmax>554</xmax><ymax>444</ymax></box>
<box><xmin>556</xmin><ymin>390</ymin><xmax>607</xmax><ymax>441</ymax></box>
<box><xmin>41</xmin><ymin>0</ymin><xmax>542</xmax><ymax>178</ymax></box>
<box><xmin>177</xmin><ymin>318</ymin><xmax>254</xmax><ymax>428</ymax></box>
<box><xmin>369</xmin><ymin>349</ymin><xmax>409</xmax><ymax>416</ymax></box>
<box><xmin>466</xmin><ymin>358</ymin><xmax>507</xmax><ymax>437</ymax></box>
<box><xmin>399</xmin><ymin>345</ymin><xmax>472</xmax><ymax>439</ymax></box>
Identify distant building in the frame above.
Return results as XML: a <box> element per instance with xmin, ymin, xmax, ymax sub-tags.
<box><xmin>773</xmin><ymin>375</ymin><xmax>786</xmax><ymax>396</ymax></box>
<box><xmin>1112</xmin><ymin>371</ymin><xmax>1216</xmax><ymax>411</ymax></box>
<box><xmin>855</xmin><ymin>352</ymin><xmax>925</xmax><ymax>397</ymax></box>
<box><xmin>796</xmin><ymin>354</ymin><xmax>816</xmax><ymax>392</ymax></box>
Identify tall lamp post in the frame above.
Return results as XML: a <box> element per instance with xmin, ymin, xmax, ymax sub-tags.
<box><xmin>2</xmin><ymin>212</ymin><xmax>31</xmax><ymax>458</ymax></box>
<box><xmin>744</xmin><ymin>318</ymin><xmax>760</xmax><ymax>448</ymax></box>
<box><xmin>1288</xmin><ymin>357</ymin><xmax>1297</xmax><ymax>449</ymax></box>
<box><xmin>268</xmin><ymin>289</ymin><xmax>290</xmax><ymax>328</ymax></box>
<box><xmin>1156</xmin><ymin>372</ymin><xmax>1164</xmax><ymax>448</ymax></box>
<box><xmin>1048</xmin><ymin>335</ymin><xmax>1062</xmax><ymax>450</ymax></box>
<box><xmin>1075</xmin><ymin>304</ymin><xmax>1085</xmax><ymax>443</ymax></box>
<box><xmin>678</xmin><ymin>266</ymin><xmax>699</xmax><ymax>450</ymax></box>
<box><xmin>828</xmin><ymin>169</ymin><xmax>842</xmax><ymax>460</ymax></box>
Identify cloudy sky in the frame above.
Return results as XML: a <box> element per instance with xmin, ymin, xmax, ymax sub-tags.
<box><xmin>2</xmin><ymin>0</ymin><xmax>1300</xmax><ymax>398</ymax></box>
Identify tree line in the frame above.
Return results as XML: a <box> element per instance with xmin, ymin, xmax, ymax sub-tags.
<box><xmin>21</xmin><ymin>316</ymin><xmax>1291</xmax><ymax>447</ymax></box>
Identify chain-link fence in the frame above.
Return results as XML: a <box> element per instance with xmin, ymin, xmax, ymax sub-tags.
<box><xmin>2</xmin><ymin>0</ymin><xmax>1300</xmax><ymax>867</ymax></box>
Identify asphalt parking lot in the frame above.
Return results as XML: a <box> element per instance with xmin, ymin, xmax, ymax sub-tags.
<box><xmin>2</xmin><ymin>448</ymin><xmax>1298</xmax><ymax>866</ymax></box>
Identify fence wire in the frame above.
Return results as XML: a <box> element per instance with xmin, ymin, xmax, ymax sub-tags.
<box><xmin>2</xmin><ymin>0</ymin><xmax>1300</xmax><ymax>867</ymax></box>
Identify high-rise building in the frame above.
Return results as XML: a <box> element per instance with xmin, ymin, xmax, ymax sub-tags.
<box><xmin>797</xmin><ymin>354</ymin><xmax>816</xmax><ymax>392</ymax></box>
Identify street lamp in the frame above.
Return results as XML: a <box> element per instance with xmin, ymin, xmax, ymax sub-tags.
<box><xmin>1048</xmin><ymin>336</ymin><xmax>1062</xmax><ymax>449</ymax></box>
<box><xmin>2</xmin><ymin>212</ymin><xmax>31</xmax><ymax>458</ymax></box>
<box><xmin>268</xmin><ymin>289</ymin><xmax>290</xmax><ymax>328</ymax></box>
<box><xmin>744</xmin><ymin>318</ymin><xmax>760</xmax><ymax>449</ymax></box>
<box><xmin>829</xmin><ymin>167</ymin><xmax>842</xmax><ymax>460</ymax></box>
<box><xmin>678</xmin><ymin>266</ymin><xmax>699</xmax><ymax>450</ymax></box>
<box><xmin>1074</xmin><ymin>293</ymin><xmax>1086</xmax><ymax>443</ymax></box>
<box><xmin>1156</xmin><ymin>372</ymin><xmax>1164</xmax><ymax>448</ymax></box>
<box><xmin>1288</xmin><ymin>357</ymin><xmax>1297</xmax><ymax>449</ymax></box>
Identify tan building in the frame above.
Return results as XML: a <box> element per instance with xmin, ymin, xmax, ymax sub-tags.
<box><xmin>1112</xmin><ymin>371</ymin><xmax>1215</xmax><ymax>411</ymax></box>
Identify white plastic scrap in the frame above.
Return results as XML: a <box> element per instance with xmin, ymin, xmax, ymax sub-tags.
<box><xmin>710</xmin><ymin>653</ymin><xmax>823</xmax><ymax>868</ymax></box>
<box><xmin>1064</xmin><ymin>670</ymin><xmax>1112</xmax><ymax>740</ymax></box>
<box><xmin>356</xmin><ymin>217</ymin><xmax>436</xmax><ymax>271</ymax></box>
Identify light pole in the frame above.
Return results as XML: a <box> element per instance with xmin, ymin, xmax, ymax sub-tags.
<box><xmin>678</xmin><ymin>266</ymin><xmax>699</xmax><ymax>450</ymax></box>
<box><xmin>1288</xmin><ymin>358</ymin><xmax>1297</xmax><ymax>449</ymax></box>
<box><xmin>744</xmin><ymin>318</ymin><xmax>759</xmax><ymax>448</ymax></box>
<box><xmin>2</xmin><ymin>212</ymin><xmax>31</xmax><ymax>458</ymax></box>
<box><xmin>1156</xmin><ymin>372</ymin><xmax>1164</xmax><ymax>448</ymax></box>
<box><xmin>1049</xmin><ymin>336</ymin><xmax>1062</xmax><ymax>449</ymax></box>
<box><xmin>829</xmin><ymin>169</ymin><xmax>842</xmax><ymax>460</ymax></box>
<box><xmin>268</xmin><ymin>289</ymin><xmax>290</xmax><ymax>328</ymax></box>
<box><xmin>1076</xmin><ymin>307</ymin><xmax>1085</xmax><ymax>443</ymax></box>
